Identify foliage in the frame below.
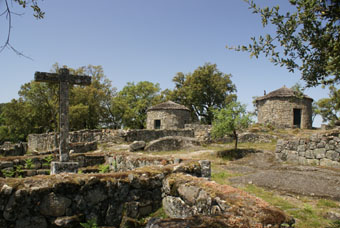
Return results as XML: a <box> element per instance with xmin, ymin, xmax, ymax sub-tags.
<box><xmin>211</xmin><ymin>101</ymin><xmax>253</xmax><ymax>150</ymax></box>
<box><xmin>112</xmin><ymin>81</ymin><xmax>164</xmax><ymax>129</ymax></box>
<box><xmin>98</xmin><ymin>164</ymin><xmax>110</xmax><ymax>173</ymax></box>
<box><xmin>80</xmin><ymin>218</ymin><xmax>98</xmax><ymax>228</ymax></box>
<box><xmin>43</xmin><ymin>155</ymin><xmax>54</xmax><ymax>167</ymax></box>
<box><xmin>24</xmin><ymin>158</ymin><xmax>34</xmax><ymax>169</ymax></box>
<box><xmin>68</xmin><ymin>64</ymin><xmax>117</xmax><ymax>129</ymax></box>
<box><xmin>229</xmin><ymin>0</ymin><xmax>340</xmax><ymax>86</ymax></box>
<box><xmin>168</xmin><ymin>63</ymin><xmax>236</xmax><ymax>124</ymax></box>
<box><xmin>316</xmin><ymin>85</ymin><xmax>340</xmax><ymax>125</ymax></box>
<box><xmin>0</xmin><ymin>63</ymin><xmax>117</xmax><ymax>142</ymax></box>
<box><xmin>0</xmin><ymin>99</ymin><xmax>36</xmax><ymax>142</ymax></box>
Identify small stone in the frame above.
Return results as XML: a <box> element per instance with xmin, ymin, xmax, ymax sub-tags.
<box><xmin>1</xmin><ymin>184</ymin><xmax>13</xmax><ymax>195</ymax></box>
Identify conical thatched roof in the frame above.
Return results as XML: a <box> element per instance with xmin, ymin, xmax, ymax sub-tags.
<box><xmin>147</xmin><ymin>101</ymin><xmax>190</xmax><ymax>111</ymax></box>
<box><xmin>255</xmin><ymin>86</ymin><xmax>313</xmax><ymax>102</ymax></box>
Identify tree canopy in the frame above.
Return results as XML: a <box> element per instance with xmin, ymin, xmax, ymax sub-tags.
<box><xmin>229</xmin><ymin>0</ymin><xmax>340</xmax><ymax>86</ymax></box>
<box><xmin>111</xmin><ymin>81</ymin><xmax>165</xmax><ymax>129</ymax></box>
<box><xmin>0</xmin><ymin>63</ymin><xmax>116</xmax><ymax>142</ymax></box>
<box><xmin>316</xmin><ymin>85</ymin><xmax>340</xmax><ymax>125</ymax></box>
<box><xmin>168</xmin><ymin>63</ymin><xmax>236</xmax><ymax>124</ymax></box>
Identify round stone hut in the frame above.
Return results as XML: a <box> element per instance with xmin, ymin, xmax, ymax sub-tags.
<box><xmin>255</xmin><ymin>86</ymin><xmax>313</xmax><ymax>129</ymax></box>
<box><xmin>146</xmin><ymin>101</ymin><xmax>191</xmax><ymax>130</ymax></box>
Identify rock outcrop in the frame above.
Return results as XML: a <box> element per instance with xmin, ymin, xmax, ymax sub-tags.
<box><xmin>145</xmin><ymin>136</ymin><xmax>200</xmax><ymax>152</ymax></box>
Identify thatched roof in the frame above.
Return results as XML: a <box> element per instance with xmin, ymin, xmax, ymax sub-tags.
<box><xmin>147</xmin><ymin>101</ymin><xmax>190</xmax><ymax>111</ymax></box>
<box><xmin>255</xmin><ymin>86</ymin><xmax>313</xmax><ymax>102</ymax></box>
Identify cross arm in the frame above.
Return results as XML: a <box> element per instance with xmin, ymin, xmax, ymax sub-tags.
<box><xmin>35</xmin><ymin>72</ymin><xmax>60</xmax><ymax>83</ymax></box>
<box><xmin>35</xmin><ymin>71</ymin><xmax>92</xmax><ymax>85</ymax></box>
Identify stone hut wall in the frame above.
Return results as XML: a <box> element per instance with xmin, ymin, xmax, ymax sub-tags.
<box><xmin>257</xmin><ymin>97</ymin><xmax>313</xmax><ymax>129</ymax></box>
<box><xmin>275</xmin><ymin>131</ymin><xmax>340</xmax><ymax>168</ymax></box>
<box><xmin>146</xmin><ymin>109</ymin><xmax>191</xmax><ymax>130</ymax></box>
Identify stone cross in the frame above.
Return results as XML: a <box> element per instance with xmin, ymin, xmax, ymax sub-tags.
<box><xmin>35</xmin><ymin>68</ymin><xmax>91</xmax><ymax>173</ymax></box>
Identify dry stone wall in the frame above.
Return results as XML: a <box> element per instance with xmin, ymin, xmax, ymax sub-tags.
<box><xmin>0</xmin><ymin>142</ymin><xmax>27</xmax><ymax>157</ymax></box>
<box><xmin>276</xmin><ymin>131</ymin><xmax>340</xmax><ymax>168</ymax></box>
<box><xmin>28</xmin><ymin>129</ymin><xmax>194</xmax><ymax>152</ymax></box>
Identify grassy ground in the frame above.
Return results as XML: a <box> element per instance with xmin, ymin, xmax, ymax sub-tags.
<box><xmin>144</xmin><ymin>140</ymin><xmax>340</xmax><ymax>228</ymax></box>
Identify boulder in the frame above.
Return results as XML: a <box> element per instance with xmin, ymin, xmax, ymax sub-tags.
<box><xmin>129</xmin><ymin>141</ymin><xmax>146</xmax><ymax>152</ymax></box>
<box><xmin>144</xmin><ymin>136</ymin><xmax>200</xmax><ymax>152</ymax></box>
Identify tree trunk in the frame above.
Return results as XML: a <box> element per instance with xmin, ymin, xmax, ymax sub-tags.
<box><xmin>233</xmin><ymin>130</ymin><xmax>238</xmax><ymax>151</ymax></box>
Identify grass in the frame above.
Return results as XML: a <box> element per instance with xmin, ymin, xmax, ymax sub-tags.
<box><xmin>242</xmin><ymin>184</ymin><xmax>337</xmax><ymax>228</ymax></box>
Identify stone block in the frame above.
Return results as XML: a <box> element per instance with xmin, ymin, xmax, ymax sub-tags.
<box><xmin>286</xmin><ymin>153</ymin><xmax>299</xmax><ymax>163</ymax></box>
<box><xmin>297</xmin><ymin>157</ymin><xmax>307</xmax><ymax>165</ymax></box>
<box><xmin>297</xmin><ymin>145</ymin><xmax>306</xmax><ymax>152</ymax></box>
<box><xmin>129</xmin><ymin>141</ymin><xmax>146</xmax><ymax>152</ymax></box>
<box><xmin>50</xmin><ymin>162</ymin><xmax>78</xmax><ymax>174</ymax></box>
<box><xmin>319</xmin><ymin>158</ymin><xmax>340</xmax><ymax>168</ymax></box>
<box><xmin>313</xmin><ymin>148</ymin><xmax>326</xmax><ymax>159</ymax></box>
<box><xmin>325</xmin><ymin>150</ymin><xmax>339</xmax><ymax>161</ymax></box>
<box><xmin>306</xmin><ymin>159</ymin><xmax>319</xmax><ymax>166</ymax></box>
<box><xmin>198</xmin><ymin>160</ymin><xmax>211</xmax><ymax>178</ymax></box>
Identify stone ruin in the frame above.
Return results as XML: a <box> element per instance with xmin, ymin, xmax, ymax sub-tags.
<box><xmin>0</xmin><ymin>128</ymin><xmax>295</xmax><ymax>227</ymax></box>
<box><xmin>0</xmin><ymin>151</ymin><xmax>294</xmax><ymax>228</ymax></box>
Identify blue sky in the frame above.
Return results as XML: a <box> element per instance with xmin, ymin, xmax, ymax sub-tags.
<box><xmin>0</xmin><ymin>0</ymin><xmax>330</xmax><ymax>126</ymax></box>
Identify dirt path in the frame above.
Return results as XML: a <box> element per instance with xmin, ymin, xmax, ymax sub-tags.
<box><xmin>224</xmin><ymin>151</ymin><xmax>340</xmax><ymax>200</ymax></box>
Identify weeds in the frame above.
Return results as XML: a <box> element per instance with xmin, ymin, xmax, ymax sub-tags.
<box><xmin>24</xmin><ymin>158</ymin><xmax>34</xmax><ymax>169</ymax></box>
<box><xmin>99</xmin><ymin>164</ymin><xmax>109</xmax><ymax>173</ymax></box>
<box><xmin>43</xmin><ymin>155</ymin><xmax>54</xmax><ymax>167</ymax></box>
<box><xmin>80</xmin><ymin>218</ymin><xmax>98</xmax><ymax>228</ymax></box>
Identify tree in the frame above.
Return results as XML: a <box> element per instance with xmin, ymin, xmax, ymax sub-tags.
<box><xmin>1</xmin><ymin>99</ymin><xmax>36</xmax><ymax>142</ymax></box>
<box><xmin>168</xmin><ymin>63</ymin><xmax>236</xmax><ymax>124</ymax></box>
<box><xmin>211</xmin><ymin>101</ymin><xmax>253</xmax><ymax>151</ymax></box>
<box><xmin>112</xmin><ymin>81</ymin><xmax>164</xmax><ymax>129</ymax></box>
<box><xmin>229</xmin><ymin>0</ymin><xmax>340</xmax><ymax>86</ymax></box>
<box><xmin>316</xmin><ymin>85</ymin><xmax>340</xmax><ymax>125</ymax></box>
<box><xmin>0</xmin><ymin>63</ymin><xmax>116</xmax><ymax>142</ymax></box>
<box><xmin>68</xmin><ymin>64</ymin><xmax>117</xmax><ymax>129</ymax></box>
<box><xmin>1</xmin><ymin>0</ymin><xmax>44</xmax><ymax>56</ymax></box>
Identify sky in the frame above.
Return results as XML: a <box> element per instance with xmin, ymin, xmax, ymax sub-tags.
<box><xmin>0</xmin><ymin>0</ymin><xmax>331</xmax><ymax>127</ymax></box>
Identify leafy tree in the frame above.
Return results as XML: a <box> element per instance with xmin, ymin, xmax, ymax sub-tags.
<box><xmin>112</xmin><ymin>81</ymin><xmax>164</xmax><ymax>129</ymax></box>
<box><xmin>168</xmin><ymin>63</ymin><xmax>236</xmax><ymax>124</ymax></box>
<box><xmin>316</xmin><ymin>85</ymin><xmax>340</xmax><ymax>125</ymax></box>
<box><xmin>0</xmin><ymin>63</ymin><xmax>116</xmax><ymax>142</ymax></box>
<box><xmin>229</xmin><ymin>0</ymin><xmax>340</xmax><ymax>86</ymax></box>
<box><xmin>68</xmin><ymin>64</ymin><xmax>117</xmax><ymax>129</ymax></box>
<box><xmin>211</xmin><ymin>101</ymin><xmax>253</xmax><ymax>151</ymax></box>
<box><xmin>1</xmin><ymin>99</ymin><xmax>36</xmax><ymax>142</ymax></box>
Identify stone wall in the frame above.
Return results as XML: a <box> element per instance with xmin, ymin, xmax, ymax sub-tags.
<box><xmin>0</xmin><ymin>142</ymin><xmax>27</xmax><ymax>157</ymax></box>
<box><xmin>0</xmin><ymin>161</ymin><xmax>292</xmax><ymax>228</ymax></box>
<box><xmin>257</xmin><ymin>97</ymin><xmax>313</xmax><ymax>129</ymax></box>
<box><xmin>276</xmin><ymin>131</ymin><xmax>340</xmax><ymax>168</ymax></box>
<box><xmin>185</xmin><ymin>124</ymin><xmax>211</xmax><ymax>142</ymax></box>
<box><xmin>125</xmin><ymin>129</ymin><xmax>194</xmax><ymax>142</ymax></box>
<box><xmin>146</xmin><ymin>109</ymin><xmax>191</xmax><ymax>130</ymax></box>
<box><xmin>28</xmin><ymin>129</ymin><xmax>194</xmax><ymax>152</ymax></box>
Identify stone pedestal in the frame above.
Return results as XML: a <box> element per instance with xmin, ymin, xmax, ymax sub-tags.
<box><xmin>51</xmin><ymin>162</ymin><xmax>79</xmax><ymax>174</ymax></box>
